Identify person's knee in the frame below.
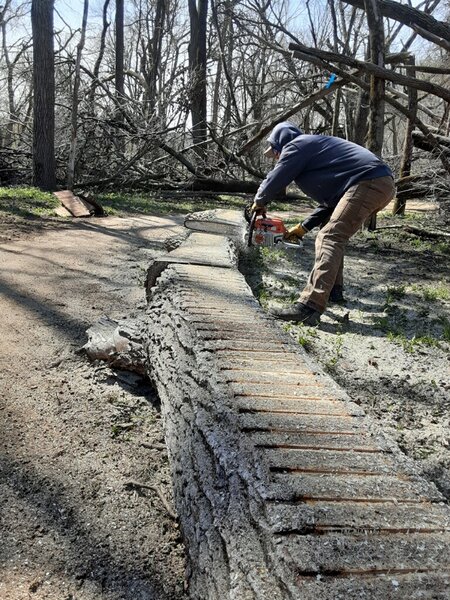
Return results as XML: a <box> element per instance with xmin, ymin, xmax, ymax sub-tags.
<box><xmin>319</xmin><ymin>226</ymin><xmax>349</xmax><ymax>246</ymax></box>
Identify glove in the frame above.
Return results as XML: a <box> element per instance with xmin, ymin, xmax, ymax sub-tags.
<box><xmin>284</xmin><ymin>223</ymin><xmax>308</xmax><ymax>242</ymax></box>
<box><xmin>244</xmin><ymin>202</ymin><xmax>266</xmax><ymax>223</ymax></box>
<box><xmin>251</xmin><ymin>201</ymin><xmax>266</xmax><ymax>217</ymax></box>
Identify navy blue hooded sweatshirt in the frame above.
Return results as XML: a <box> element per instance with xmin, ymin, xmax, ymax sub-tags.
<box><xmin>254</xmin><ymin>122</ymin><xmax>392</xmax><ymax>224</ymax></box>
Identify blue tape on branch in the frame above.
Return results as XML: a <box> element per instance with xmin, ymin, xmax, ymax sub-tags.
<box><xmin>325</xmin><ymin>73</ymin><xmax>337</xmax><ymax>89</ymax></box>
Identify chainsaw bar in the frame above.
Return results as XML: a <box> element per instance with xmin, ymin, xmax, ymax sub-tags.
<box><xmin>184</xmin><ymin>219</ymin><xmax>242</xmax><ymax>237</ymax></box>
<box><xmin>184</xmin><ymin>209</ymin><xmax>245</xmax><ymax>238</ymax></box>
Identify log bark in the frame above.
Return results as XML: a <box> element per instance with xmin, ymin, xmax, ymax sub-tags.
<box><xmin>83</xmin><ymin>316</ymin><xmax>146</xmax><ymax>374</ymax></box>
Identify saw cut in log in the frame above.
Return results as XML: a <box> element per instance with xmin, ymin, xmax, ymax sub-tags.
<box><xmin>184</xmin><ymin>208</ymin><xmax>247</xmax><ymax>239</ymax></box>
<box><xmin>145</xmin><ymin>231</ymin><xmax>238</xmax><ymax>293</ymax></box>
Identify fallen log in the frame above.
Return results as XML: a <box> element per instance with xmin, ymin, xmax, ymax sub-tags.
<box><xmin>186</xmin><ymin>177</ymin><xmax>259</xmax><ymax>193</ymax></box>
<box><xmin>143</xmin><ymin>213</ymin><xmax>450</xmax><ymax>599</ymax></box>
<box><xmin>403</xmin><ymin>225</ymin><xmax>450</xmax><ymax>239</ymax></box>
<box><xmin>413</xmin><ymin>131</ymin><xmax>450</xmax><ymax>155</ymax></box>
<box><xmin>394</xmin><ymin>172</ymin><xmax>447</xmax><ymax>201</ymax></box>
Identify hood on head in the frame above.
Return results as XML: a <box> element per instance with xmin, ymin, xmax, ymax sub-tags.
<box><xmin>267</xmin><ymin>122</ymin><xmax>303</xmax><ymax>153</ymax></box>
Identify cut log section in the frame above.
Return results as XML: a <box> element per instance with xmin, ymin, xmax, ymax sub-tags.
<box><xmin>144</xmin><ymin>211</ymin><xmax>450</xmax><ymax>599</ymax></box>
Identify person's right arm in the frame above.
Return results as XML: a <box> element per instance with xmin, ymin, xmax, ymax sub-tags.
<box><xmin>302</xmin><ymin>206</ymin><xmax>333</xmax><ymax>231</ymax></box>
<box><xmin>253</xmin><ymin>142</ymin><xmax>308</xmax><ymax>208</ymax></box>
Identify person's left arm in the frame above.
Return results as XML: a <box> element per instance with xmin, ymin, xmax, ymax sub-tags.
<box><xmin>284</xmin><ymin>206</ymin><xmax>333</xmax><ymax>242</ymax></box>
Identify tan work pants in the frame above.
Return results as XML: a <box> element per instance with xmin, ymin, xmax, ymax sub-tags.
<box><xmin>299</xmin><ymin>176</ymin><xmax>396</xmax><ymax>313</ymax></box>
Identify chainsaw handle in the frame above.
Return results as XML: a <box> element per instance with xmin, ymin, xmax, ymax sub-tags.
<box><xmin>247</xmin><ymin>212</ymin><xmax>257</xmax><ymax>247</ymax></box>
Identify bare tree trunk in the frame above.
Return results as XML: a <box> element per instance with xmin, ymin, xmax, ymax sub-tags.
<box><xmin>211</xmin><ymin>0</ymin><xmax>241</xmax><ymax>128</ymax></box>
<box><xmin>148</xmin><ymin>0</ymin><xmax>165</xmax><ymax>112</ymax></box>
<box><xmin>353</xmin><ymin>89</ymin><xmax>370</xmax><ymax>144</ymax></box>
<box><xmin>67</xmin><ymin>0</ymin><xmax>89</xmax><ymax>190</ymax></box>
<box><xmin>211</xmin><ymin>51</ymin><xmax>223</xmax><ymax>129</ymax></box>
<box><xmin>328</xmin><ymin>0</ymin><xmax>342</xmax><ymax>136</ymax></box>
<box><xmin>392</xmin><ymin>55</ymin><xmax>417</xmax><ymax>216</ymax></box>
<box><xmin>114</xmin><ymin>0</ymin><xmax>125</xmax><ymax>152</ymax></box>
<box><xmin>1</xmin><ymin>3</ymin><xmax>21</xmax><ymax>148</ymax></box>
<box><xmin>115</xmin><ymin>0</ymin><xmax>124</xmax><ymax>101</ymax></box>
<box><xmin>364</xmin><ymin>0</ymin><xmax>385</xmax><ymax>230</ymax></box>
<box><xmin>87</xmin><ymin>0</ymin><xmax>110</xmax><ymax>110</ymax></box>
<box><xmin>31</xmin><ymin>0</ymin><xmax>56</xmax><ymax>191</ymax></box>
<box><xmin>390</xmin><ymin>115</ymin><xmax>398</xmax><ymax>156</ymax></box>
<box><xmin>188</xmin><ymin>0</ymin><xmax>208</xmax><ymax>160</ymax></box>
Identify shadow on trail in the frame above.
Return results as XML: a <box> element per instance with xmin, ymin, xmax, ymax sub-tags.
<box><xmin>0</xmin><ymin>453</ymin><xmax>183</xmax><ymax>599</ymax></box>
<box><xmin>75</xmin><ymin>216</ymin><xmax>184</xmax><ymax>250</ymax></box>
<box><xmin>0</xmin><ymin>277</ymin><xmax>88</xmax><ymax>342</ymax></box>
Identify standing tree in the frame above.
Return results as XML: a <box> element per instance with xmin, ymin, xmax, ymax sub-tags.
<box><xmin>392</xmin><ymin>54</ymin><xmax>417</xmax><ymax>215</ymax></box>
<box><xmin>188</xmin><ymin>0</ymin><xmax>208</xmax><ymax>160</ymax></box>
<box><xmin>115</xmin><ymin>0</ymin><xmax>124</xmax><ymax>102</ymax></box>
<box><xmin>31</xmin><ymin>0</ymin><xmax>55</xmax><ymax>191</ymax></box>
<box><xmin>67</xmin><ymin>0</ymin><xmax>89</xmax><ymax>190</ymax></box>
<box><xmin>364</xmin><ymin>0</ymin><xmax>385</xmax><ymax>229</ymax></box>
<box><xmin>115</xmin><ymin>0</ymin><xmax>125</xmax><ymax>154</ymax></box>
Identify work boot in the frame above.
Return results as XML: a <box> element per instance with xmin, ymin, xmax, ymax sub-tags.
<box><xmin>270</xmin><ymin>302</ymin><xmax>321</xmax><ymax>325</ymax></box>
<box><xmin>329</xmin><ymin>285</ymin><xmax>345</xmax><ymax>304</ymax></box>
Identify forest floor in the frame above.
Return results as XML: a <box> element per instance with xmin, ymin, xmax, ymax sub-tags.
<box><xmin>0</xmin><ymin>196</ymin><xmax>449</xmax><ymax>599</ymax></box>
<box><xmin>242</xmin><ymin>202</ymin><xmax>450</xmax><ymax>501</ymax></box>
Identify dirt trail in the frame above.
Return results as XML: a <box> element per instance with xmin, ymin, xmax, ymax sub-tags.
<box><xmin>0</xmin><ymin>216</ymin><xmax>187</xmax><ymax>600</ymax></box>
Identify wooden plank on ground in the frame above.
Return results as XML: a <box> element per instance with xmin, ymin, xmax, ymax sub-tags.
<box><xmin>54</xmin><ymin>205</ymin><xmax>72</xmax><ymax>217</ymax></box>
<box><xmin>54</xmin><ymin>190</ymin><xmax>93</xmax><ymax>217</ymax></box>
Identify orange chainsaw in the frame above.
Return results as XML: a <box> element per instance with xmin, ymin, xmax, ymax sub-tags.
<box><xmin>244</xmin><ymin>205</ymin><xmax>302</xmax><ymax>249</ymax></box>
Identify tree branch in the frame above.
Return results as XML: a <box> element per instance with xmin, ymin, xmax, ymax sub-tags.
<box><xmin>289</xmin><ymin>41</ymin><xmax>450</xmax><ymax>103</ymax></box>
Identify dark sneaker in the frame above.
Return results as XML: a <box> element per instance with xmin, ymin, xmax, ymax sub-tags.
<box><xmin>329</xmin><ymin>285</ymin><xmax>345</xmax><ymax>304</ymax></box>
<box><xmin>270</xmin><ymin>302</ymin><xmax>321</xmax><ymax>325</ymax></box>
